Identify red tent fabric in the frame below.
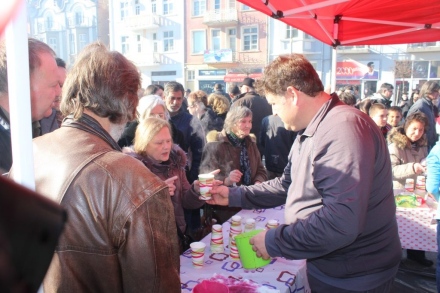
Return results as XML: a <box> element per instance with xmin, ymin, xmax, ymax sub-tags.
<box><xmin>238</xmin><ymin>0</ymin><xmax>440</xmax><ymax>47</ymax></box>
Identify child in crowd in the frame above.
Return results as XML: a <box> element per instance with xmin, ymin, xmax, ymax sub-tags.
<box><xmin>369</xmin><ymin>103</ymin><xmax>392</xmax><ymax>138</ymax></box>
<box><xmin>387</xmin><ymin>106</ymin><xmax>403</xmax><ymax>127</ymax></box>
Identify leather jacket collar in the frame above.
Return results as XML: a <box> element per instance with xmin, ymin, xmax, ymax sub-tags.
<box><xmin>63</xmin><ymin>114</ymin><xmax>121</xmax><ymax>151</ymax></box>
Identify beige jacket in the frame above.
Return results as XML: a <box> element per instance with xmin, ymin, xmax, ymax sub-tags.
<box><xmin>387</xmin><ymin>126</ymin><xmax>428</xmax><ymax>189</ymax></box>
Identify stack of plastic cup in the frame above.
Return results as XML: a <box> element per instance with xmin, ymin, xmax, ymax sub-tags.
<box><xmin>415</xmin><ymin>176</ymin><xmax>426</xmax><ymax>195</ymax></box>
<box><xmin>244</xmin><ymin>218</ymin><xmax>256</xmax><ymax>232</ymax></box>
<box><xmin>210</xmin><ymin>224</ymin><xmax>224</xmax><ymax>253</ymax></box>
<box><xmin>190</xmin><ymin>242</ymin><xmax>206</xmax><ymax>268</ymax></box>
<box><xmin>229</xmin><ymin>215</ymin><xmax>242</xmax><ymax>248</ymax></box>
<box><xmin>266</xmin><ymin>219</ymin><xmax>279</xmax><ymax>229</ymax></box>
<box><xmin>405</xmin><ymin>178</ymin><xmax>414</xmax><ymax>192</ymax></box>
<box><xmin>229</xmin><ymin>236</ymin><xmax>240</xmax><ymax>259</ymax></box>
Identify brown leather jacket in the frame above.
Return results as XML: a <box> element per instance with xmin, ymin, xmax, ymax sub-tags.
<box><xmin>12</xmin><ymin>115</ymin><xmax>180</xmax><ymax>292</ymax></box>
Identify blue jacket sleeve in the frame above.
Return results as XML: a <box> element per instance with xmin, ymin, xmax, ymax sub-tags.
<box><xmin>426</xmin><ymin>144</ymin><xmax>440</xmax><ymax>200</ymax></box>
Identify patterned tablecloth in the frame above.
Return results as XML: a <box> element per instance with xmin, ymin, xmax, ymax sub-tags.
<box><xmin>396</xmin><ymin>205</ymin><xmax>437</xmax><ymax>252</ymax></box>
<box><xmin>180</xmin><ymin>205</ymin><xmax>310</xmax><ymax>293</ymax></box>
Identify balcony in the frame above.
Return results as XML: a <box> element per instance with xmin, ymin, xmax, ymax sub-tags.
<box><xmin>36</xmin><ymin>20</ymin><xmax>63</xmax><ymax>33</ymax></box>
<box><xmin>126</xmin><ymin>52</ymin><xmax>161</xmax><ymax>66</ymax></box>
<box><xmin>336</xmin><ymin>45</ymin><xmax>370</xmax><ymax>54</ymax></box>
<box><xmin>203</xmin><ymin>9</ymin><xmax>238</xmax><ymax>26</ymax></box>
<box><xmin>125</xmin><ymin>14</ymin><xmax>160</xmax><ymax>31</ymax></box>
<box><xmin>407</xmin><ymin>42</ymin><xmax>440</xmax><ymax>52</ymax></box>
<box><xmin>204</xmin><ymin>49</ymin><xmax>235</xmax><ymax>63</ymax></box>
<box><xmin>67</xmin><ymin>17</ymin><xmax>95</xmax><ymax>28</ymax></box>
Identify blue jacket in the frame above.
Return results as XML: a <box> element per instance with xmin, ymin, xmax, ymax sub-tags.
<box><xmin>259</xmin><ymin>115</ymin><xmax>296</xmax><ymax>174</ymax></box>
<box><xmin>426</xmin><ymin>141</ymin><xmax>440</xmax><ymax>220</ymax></box>
<box><xmin>170</xmin><ymin>108</ymin><xmax>205</xmax><ymax>183</ymax></box>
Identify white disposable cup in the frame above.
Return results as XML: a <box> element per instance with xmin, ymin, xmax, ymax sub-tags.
<box><xmin>190</xmin><ymin>241</ymin><xmax>206</xmax><ymax>268</ymax></box>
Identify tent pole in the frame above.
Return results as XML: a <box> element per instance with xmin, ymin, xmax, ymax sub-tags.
<box><xmin>331</xmin><ymin>47</ymin><xmax>337</xmax><ymax>93</ymax></box>
<box><xmin>5</xmin><ymin>1</ymin><xmax>35</xmax><ymax>190</ymax></box>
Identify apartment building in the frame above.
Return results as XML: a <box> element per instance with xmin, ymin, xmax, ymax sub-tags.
<box><xmin>185</xmin><ymin>0</ymin><xmax>267</xmax><ymax>94</ymax></box>
<box><xmin>268</xmin><ymin>18</ymin><xmax>333</xmax><ymax>89</ymax></box>
<box><xmin>27</xmin><ymin>0</ymin><xmax>108</xmax><ymax>66</ymax></box>
<box><xmin>109</xmin><ymin>0</ymin><xmax>185</xmax><ymax>88</ymax></box>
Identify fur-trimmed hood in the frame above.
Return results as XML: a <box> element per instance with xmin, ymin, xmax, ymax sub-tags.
<box><xmin>122</xmin><ymin>144</ymin><xmax>187</xmax><ymax>170</ymax></box>
<box><xmin>206</xmin><ymin>129</ymin><xmax>256</xmax><ymax>143</ymax></box>
<box><xmin>387</xmin><ymin>126</ymin><xmax>427</xmax><ymax>150</ymax></box>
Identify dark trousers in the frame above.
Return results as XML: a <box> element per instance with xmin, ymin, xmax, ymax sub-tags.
<box><xmin>308</xmin><ymin>273</ymin><xmax>394</xmax><ymax>293</ymax></box>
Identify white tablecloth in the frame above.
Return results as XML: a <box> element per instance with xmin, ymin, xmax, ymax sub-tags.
<box><xmin>396</xmin><ymin>206</ymin><xmax>437</xmax><ymax>252</ymax></box>
<box><xmin>180</xmin><ymin>205</ymin><xmax>310</xmax><ymax>293</ymax></box>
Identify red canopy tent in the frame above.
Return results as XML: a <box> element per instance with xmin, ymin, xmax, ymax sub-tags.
<box><xmin>237</xmin><ymin>0</ymin><xmax>440</xmax><ymax>47</ymax></box>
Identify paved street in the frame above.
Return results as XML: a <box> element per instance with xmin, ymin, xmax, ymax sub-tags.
<box><xmin>393</xmin><ymin>251</ymin><xmax>437</xmax><ymax>293</ymax></box>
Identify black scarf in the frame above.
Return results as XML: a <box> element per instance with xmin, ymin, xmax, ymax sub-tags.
<box><xmin>226</xmin><ymin>132</ymin><xmax>251</xmax><ymax>185</ymax></box>
<box><xmin>62</xmin><ymin>114</ymin><xmax>122</xmax><ymax>151</ymax></box>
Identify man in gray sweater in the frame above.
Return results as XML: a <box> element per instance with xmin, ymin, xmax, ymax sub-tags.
<box><xmin>208</xmin><ymin>54</ymin><xmax>401</xmax><ymax>292</ymax></box>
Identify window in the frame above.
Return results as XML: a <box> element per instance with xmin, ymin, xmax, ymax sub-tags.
<box><xmin>193</xmin><ymin>0</ymin><xmax>206</xmax><ymax>16</ymax></box>
<box><xmin>120</xmin><ymin>2</ymin><xmax>129</xmax><ymax>20</ymax></box>
<box><xmin>211</xmin><ymin>29</ymin><xmax>220</xmax><ymax>50</ymax></box>
<box><xmin>46</xmin><ymin>15</ymin><xmax>53</xmax><ymax>29</ymax></box>
<box><xmin>69</xmin><ymin>33</ymin><xmax>76</xmax><ymax>54</ymax></box>
<box><xmin>242</xmin><ymin>4</ymin><xmax>251</xmax><ymax>11</ymax></box>
<box><xmin>48</xmin><ymin>38</ymin><xmax>57</xmax><ymax>50</ymax></box>
<box><xmin>79</xmin><ymin>34</ymin><xmax>87</xmax><ymax>51</ymax></box>
<box><xmin>135</xmin><ymin>0</ymin><xmax>141</xmax><ymax>15</ymax></box>
<box><xmin>286</xmin><ymin>25</ymin><xmax>298</xmax><ymax>39</ymax></box>
<box><xmin>187</xmin><ymin>70</ymin><xmax>195</xmax><ymax>81</ymax></box>
<box><xmin>121</xmin><ymin>36</ymin><xmax>129</xmax><ymax>54</ymax></box>
<box><xmin>75</xmin><ymin>11</ymin><xmax>83</xmax><ymax>25</ymax></box>
<box><xmin>304</xmin><ymin>33</ymin><xmax>313</xmax><ymax>39</ymax></box>
<box><xmin>242</xmin><ymin>27</ymin><xmax>258</xmax><ymax>51</ymax></box>
<box><xmin>192</xmin><ymin>30</ymin><xmax>206</xmax><ymax>54</ymax></box>
<box><xmin>214</xmin><ymin>0</ymin><xmax>220</xmax><ymax>10</ymax></box>
<box><xmin>137</xmin><ymin>34</ymin><xmax>142</xmax><ymax>52</ymax></box>
<box><xmin>153</xmin><ymin>33</ymin><xmax>158</xmax><ymax>52</ymax></box>
<box><xmin>151</xmin><ymin>0</ymin><xmax>156</xmax><ymax>13</ymax></box>
<box><xmin>164</xmin><ymin>31</ymin><xmax>174</xmax><ymax>52</ymax></box>
<box><xmin>228</xmin><ymin>0</ymin><xmax>235</xmax><ymax>9</ymax></box>
<box><xmin>227</xmin><ymin>28</ymin><xmax>236</xmax><ymax>52</ymax></box>
<box><xmin>163</xmin><ymin>0</ymin><xmax>173</xmax><ymax>15</ymax></box>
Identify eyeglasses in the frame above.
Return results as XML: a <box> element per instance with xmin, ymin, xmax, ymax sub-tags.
<box><xmin>150</xmin><ymin>113</ymin><xmax>165</xmax><ymax>119</ymax></box>
<box><xmin>188</xmin><ymin>103</ymin><xmax>197</xmax><ymax>108</ymax></box>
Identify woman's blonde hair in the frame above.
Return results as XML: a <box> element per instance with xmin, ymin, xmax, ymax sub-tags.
<box><xmin>134</xmin><ymin>117</ymin><xmax>172</xmax><ymax>156</ymax></box>
<box><xmin>208</xmin><ymin>93</ymin><xmax>230</xmax><ymax>115</ymax></box>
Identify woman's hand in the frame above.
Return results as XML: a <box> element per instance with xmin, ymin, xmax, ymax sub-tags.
<box><xmin>413</xmin><ymin>163</ymin><xmax>426</xmax><ymax>175</ymax></box>
<box><xmin>164</xmin><ymin>176</ymin><xmax>178</xmax><ymax>196</ymax></box>
<box><xmin>225</xmin><ymin>169</ymin><xmax>243</xmax><ymax>186</ymax></box>
<box><xmin>193</xmin><ymin>179</ymin><xmax>223</xmax><ymax>194</ymax></box>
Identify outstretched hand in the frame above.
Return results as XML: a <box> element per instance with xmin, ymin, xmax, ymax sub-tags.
<box><xmin>164</xmin><ymin>176</ymin><xmax>178</xmax><ymax>196</ymax></box>
<box><xmin>206</xmin><ymin>184</ymin><xmax>230</xmax><ymax>206</ymax></box>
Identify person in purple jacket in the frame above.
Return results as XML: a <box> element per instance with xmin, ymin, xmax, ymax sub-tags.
<box><xmin>207</xmin><ymin>54</ymin><xmax>401</xmax><ymax>292</ymax></box>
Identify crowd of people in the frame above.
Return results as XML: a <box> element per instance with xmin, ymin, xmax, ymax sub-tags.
<box><xmin>2</xmin><ymin>37</ymin><xmax>440</xmax><ymax>292</ymax></box>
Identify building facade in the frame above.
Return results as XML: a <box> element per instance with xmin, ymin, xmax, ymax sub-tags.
<box><xmin>27</xmin><ymin>0</ymin><xmax>108</xmax><ymax>66</ymax></box>
<box><xmin>109</xmin><ymin>0</ymin><xmax>185</xmax><ymax>88</ymax></box>
<box><xmin>335</xmin><ymin>43</ymin><xmax>440</xmax><ymax>101</ymax></box>
<box><xmin>185</xmin><ymin>0</ymin><xmax>267</xmax><ymax>94</ymax></box>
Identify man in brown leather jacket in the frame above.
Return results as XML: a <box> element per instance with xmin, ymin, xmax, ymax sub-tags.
<box><xmin>10</xmin><ymin>43</ymin><xmax>180</xmax><ymax>292</ymax></box>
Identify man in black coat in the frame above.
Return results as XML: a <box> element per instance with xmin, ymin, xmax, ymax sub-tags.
<box><xmin>231</xmin><ymin>77</ymin><xmax>272</xmax><ymax>156</ymax></box>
